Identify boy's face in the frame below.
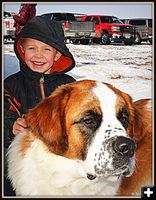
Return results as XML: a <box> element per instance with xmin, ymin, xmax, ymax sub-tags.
<box><xmin>21</xmin><ymin>38</ymin><xmax>62</xmax><ymax>74</ymax></box>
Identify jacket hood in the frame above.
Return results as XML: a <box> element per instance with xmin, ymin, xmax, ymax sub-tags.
<box><xmin>14</xmin><ymin>16</ymin><xmax>75</xmax><ymax>78</ymax></box>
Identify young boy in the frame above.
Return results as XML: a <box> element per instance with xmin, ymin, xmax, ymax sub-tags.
<box><xmin>4</xmin><ymin>16</ymin><xmax>76</xmax><ymax>196</ymax></box>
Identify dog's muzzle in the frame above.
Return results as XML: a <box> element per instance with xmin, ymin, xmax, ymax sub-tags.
<box><xmin>111</xmin><ymin>136</ymin><xmax>136</xmax><ymax>176</ymax></box>
<box><xmin>86</xmin><ymin>136</ymin><xmax>137</xmax><ymax>180</ymax></box>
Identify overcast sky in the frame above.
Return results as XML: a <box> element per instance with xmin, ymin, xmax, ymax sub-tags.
<box><xmin>3</xmin><ymin>2</ymin><xmax>153</xmax><ymax>19</ymax></box>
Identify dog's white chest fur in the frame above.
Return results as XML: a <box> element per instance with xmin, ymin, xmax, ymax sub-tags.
<box><xmin>7</xmin><ymin>133</ymin><xmax>121</xmax><ymax>195</ymax></box>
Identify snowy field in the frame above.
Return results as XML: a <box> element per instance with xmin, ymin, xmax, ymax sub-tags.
<box><xmin>3</xmin><ymin>42</ymin><xmax>153</xmax><ymax>101</ymax></box>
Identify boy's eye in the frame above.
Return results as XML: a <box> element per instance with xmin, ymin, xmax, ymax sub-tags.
<box><xmin>27</xmin><ymin>47</ymin><xmax>35</xmax><ymax>50</ymax></box>
<box><xmin>44</xmin><ymin>48</ymin><xmax>52</xmax><ymax>51</ymax></box>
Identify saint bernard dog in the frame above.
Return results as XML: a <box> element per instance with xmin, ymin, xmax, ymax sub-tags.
<box><xmin>7</xmin><ymin>80</ymin><xmax>152</xmax><ymax>196</ymax></box>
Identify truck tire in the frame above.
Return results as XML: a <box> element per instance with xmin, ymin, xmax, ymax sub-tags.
<box><xmin>80</xmin><ymin>39</ymin><xmax>90</xmax><ymax>45</ymax></box>
<box><xmin>124</xmin><ymin>41</ymin><xmax>134</xmax><ymax>45</ymax></box>
<box><xmin>71</xmin><ymin>39</ymin><xmax>79</xmax><ymax>44</ymax></box>
<box><xmin>92</xmin><ymin>38</ymin><xmax>99</xmax><ymax>43</ymax></box>
<box><xmin>135</xmin><ymin>33</ymin><xmax>141</xmax><ymax>44</ymax></box>
<box><xmin>101</xmin><ymin>32</ymin><xmax>111</xmax><ymax>45</ymax></box>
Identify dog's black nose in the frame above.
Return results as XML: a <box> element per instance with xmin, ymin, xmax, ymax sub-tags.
<box><xmin>112</xmin><ymin>136</ymin><xmax>136</xmax><ymax>157</ymax></box>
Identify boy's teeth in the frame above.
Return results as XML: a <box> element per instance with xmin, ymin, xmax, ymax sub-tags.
<box><xmin>34</xmin><ymin>62</ymin><xmax>43</xmax><ymax>65</ymax></box>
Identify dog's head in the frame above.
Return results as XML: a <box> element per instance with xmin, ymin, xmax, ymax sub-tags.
<box><xmin>26</xmin><ymin>80</ymin><xmax>136</xmax><ymax>179</ymax></box>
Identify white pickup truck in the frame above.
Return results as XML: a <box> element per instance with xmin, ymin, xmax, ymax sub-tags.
<box><xmin>3</xmin><ymin>12</ymin><xmax>15</xmax><ymax>41</ymax></box>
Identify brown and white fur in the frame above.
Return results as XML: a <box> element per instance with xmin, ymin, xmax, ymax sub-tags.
<box><xmin>118</xmin><ymin>98</ymin><xmax>152</xmax><ymax>195</ymax></box>
<box><xmin>7</xmin><ymin>80</ymin><xmax>152</xmax><ymax>196</ymax></box>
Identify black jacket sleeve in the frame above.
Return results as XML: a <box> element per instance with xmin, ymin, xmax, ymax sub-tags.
<box><xmin>4</xmin><ymin>96</ymin><xmax>19</xmax><ymax>148</ymax></box>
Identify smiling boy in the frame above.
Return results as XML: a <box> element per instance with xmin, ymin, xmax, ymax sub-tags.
<box><xmin>4</xmin><ymin>16</ymin><xmax>76</xmax><ymax>195</ymax></box>
<box><xmin>21</xmin><ymin>38</ymin><xmax>62</xmax><ymax>74</ymax></box>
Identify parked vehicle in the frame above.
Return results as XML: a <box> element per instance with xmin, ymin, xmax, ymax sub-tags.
<box><xmin>3</xmin><ymin>12</ymin><xmax>15</xmax><ymax>41</ymax></box>
<box><xmin>121</xmin><ymin>18</ymin><xmax>152</xmax><ymax>44</ymax></box>
<box><xmin>41</xmin><ymin>12</ymin><xmax>96</xmax><ymax>44</ymax></box>
<box><xmin>76</xmin><ymin>15</ymin><xmax>135</xmax><ymax>45</ymax></box>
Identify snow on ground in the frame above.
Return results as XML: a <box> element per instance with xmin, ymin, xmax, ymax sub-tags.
<box><xmin>66</xmin><ymin>43</ymin><xmax>152</xmax><ymax>101</ymax></box>
<box><xmin>3</xmin><ymin>42</ymin><xmax>153</xmax><ymax>101</ymax></box>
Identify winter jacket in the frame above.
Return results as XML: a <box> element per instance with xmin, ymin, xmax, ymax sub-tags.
<box><xmin>13</xmin><ymin>4</ymin><xmax>37</xmax><ymax>36</ymax></box>
<box><xmin>4</xmin><ymin>16</ymin><xmax>76</xmax><ymax>148</ymax></box>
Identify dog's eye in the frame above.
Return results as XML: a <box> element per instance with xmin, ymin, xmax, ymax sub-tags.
<box><xmin>80</xmin><ymin>117</ymin><xmax>98</xmax><ymax>130</ymax></box>
<box><xmin>75</xmin><ymin>110</ymin><xmax>102</xmax><ymax>132</ymax></box>
<box><xmin>83</xmin><ymin>118</ymin><xmax>94</xmax><ymax>125</ymax></box>
<box><xmin>117</xmin><ymin>108</ymin><xmax>129</xmax><ymax>129</ymax></box>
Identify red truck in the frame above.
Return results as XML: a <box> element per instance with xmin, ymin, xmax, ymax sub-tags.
<box><xmin>76</xmin><ymin>14</ymin><xmax>136</xmax><ymax>45</ymax></box>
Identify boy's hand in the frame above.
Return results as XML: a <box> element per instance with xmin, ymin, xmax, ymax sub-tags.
<box><xmin>12</xmin><ymin>116</ymin><xmax>28</xmax><ymax>135</ymax></box>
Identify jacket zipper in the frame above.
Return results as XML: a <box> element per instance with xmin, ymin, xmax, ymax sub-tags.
<box><xmin>40</xmin><ymin>76</ymin><xmax>45</xmax><ymax>99</ymax></box>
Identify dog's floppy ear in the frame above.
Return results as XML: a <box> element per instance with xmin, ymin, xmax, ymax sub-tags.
<box><xmin>26</xmin><ymin>85</ymin><xmax>72</xmax><ymax>155</ymax></box>
<box><xmin>132</xmin><ymin>99</ymin><xmax>152</xmax><ymax>143</ymax></box>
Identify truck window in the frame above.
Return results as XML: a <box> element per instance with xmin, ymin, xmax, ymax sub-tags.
<box><xmin>111</xmin><ymin>17</ymin><xmax>123</xmax><ymax>23</ymax></box>
<box><xmin>129</xmin><ymin>20</ymin><xmax>146</xmax><ymax>26</ymax></box>
<box><xmin>92</xmin><ymin>17</ymin><xmax>99</xmax><ymax>24</ymax></box>
<box><xmin>66</xmin><ymin>14</ymin><xmax>76</xmax><ymax>21</ymax></box>
<box><xmin>85</xmin><ymin>16</ymin><xmax>92</xmax><ymax>21</ymax></box>
<box><xmin>76</xmin><ymin>16</ymin><xmax>83</xmax><ymax>21</ymax></box>
<box><xmin>101</xmin><ymin>16</ymin><xmax>110</xmax><ymax>23</ymax></box>
<box><xmin>100</xmin><ymin>16</ymin><xmax>122</xmax><ymax>24</ymax></box>
<box><xmin>47</xmin><ymin>13</ymin><xmax>76</xmax><ymax>22</ymax></box>
<box><xmin>148</xmin><ymin>19</ymin><xmax>152</xmax><ymax>27</ymax></box>
<box><xmin>52</xmin><ymin>13</ymin><xmax>64</xmax><ymax>21</ymax></box>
